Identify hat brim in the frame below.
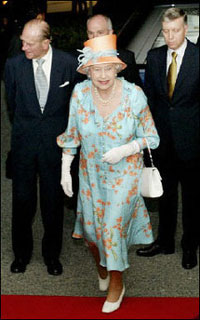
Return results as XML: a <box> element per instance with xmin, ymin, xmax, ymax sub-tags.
<box><xmin>77</xmin><ymin>56</ymin><xmax>127</xmax><ymax>74</ymax></box>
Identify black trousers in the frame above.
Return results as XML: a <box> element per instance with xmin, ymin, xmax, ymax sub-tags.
<box><xmin>11</xmin><ymin>144</ymin><xmax>64</xmax><ymax>262</ymax></box>
<box><xmin>156</xmin><ymin>145</ymin><xmax>199</xmax><ymax>252</ymax></box>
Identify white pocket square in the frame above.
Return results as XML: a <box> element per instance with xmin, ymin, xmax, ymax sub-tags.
<box><xmin>59</xmin><ymin>81</ymin><xmax>69</xmax><ymax>87</ymax></box>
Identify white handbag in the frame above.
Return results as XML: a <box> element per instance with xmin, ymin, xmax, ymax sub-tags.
<box><xmin>141</xmin><ymin>139</ymin><xmax>163</xmax><ymax>198</ymax></box>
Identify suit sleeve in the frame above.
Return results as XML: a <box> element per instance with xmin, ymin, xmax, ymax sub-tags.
<box><xmin>144</xmin><ymin>51</ymin><xmax>157</xmax><ymax>117</ymax></box>
<box><xmin>4</xmin><ymin>58</ymin><xmax>16</xmax><ymax>122</ymax></box>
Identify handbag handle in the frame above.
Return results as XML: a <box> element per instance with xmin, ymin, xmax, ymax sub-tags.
<box><xmin>144</xmin><ymin>138</ymin><xmax>155</xmax><ymax>168</ymax></box>
<box><xmin>134</xmin><ymin>112</ymin><xmax>155</xmax><ymax>168</ymax></box>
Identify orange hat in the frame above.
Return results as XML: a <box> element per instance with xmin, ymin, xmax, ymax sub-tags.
<box><xmin>77</xmin><ymin>34</ymin><xmax>127</xmax><ymax>74</ymax></box>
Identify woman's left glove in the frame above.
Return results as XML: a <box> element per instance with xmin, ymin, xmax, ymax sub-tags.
<box><xmin>61</xmin><ymin>153</ymin><xmax>74</xmax><ymax>197</ymax></box>
<box><xmin>102</xmin><ymin>140</ymin><xmax>140</xmax><ymax>164</ymax></box>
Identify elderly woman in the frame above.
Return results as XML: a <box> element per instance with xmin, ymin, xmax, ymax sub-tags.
<box><xmin>57</xmin><ymin>34</ymin><xmax>159</xmax><ymax>313</ymax></box>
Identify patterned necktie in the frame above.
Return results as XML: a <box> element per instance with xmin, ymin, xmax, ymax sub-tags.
<box><xmin>35</xmin><ymin>59</ymin><xmax>48</xmax><ymax>112</ymax></box>
<box><xmin>167</xmin><ymin>51</ymin><xmax>178</xmax><ymax>99</ymax></box>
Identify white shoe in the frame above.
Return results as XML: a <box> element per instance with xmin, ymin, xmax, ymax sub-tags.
<box><xmin>102</xmin><ymin>285</ymin><xmax>125</xmax><ymax>313</ymax></box>
<box><xmin>98</xmin><ymin>274</ymin><xmax>110</xmax><ymax>291</ymax></box>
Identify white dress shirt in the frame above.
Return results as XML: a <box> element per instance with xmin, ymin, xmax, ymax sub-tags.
<box><xmin>166</xmin><ymin>38</ymin><xmax>187</xmax><ymax>75</ymax></box>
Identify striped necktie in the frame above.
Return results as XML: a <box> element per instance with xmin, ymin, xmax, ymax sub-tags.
<box><xmin>167</xmin><ymin>51</ymin><xmax>178</xmax><ymax>99</ymax></box>
<box><xmin>35</xmin><ymin>59</ymin><xmax>48</xmax><ymax>112</ymax></box>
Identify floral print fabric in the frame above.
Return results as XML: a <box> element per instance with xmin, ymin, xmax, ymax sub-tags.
<box><xmin>57</xmin><ymin>78</ymin><xmax>160</xmax><ymax>271</ymax></box>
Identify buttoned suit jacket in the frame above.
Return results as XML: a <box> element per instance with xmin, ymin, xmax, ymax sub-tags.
<box><xmin>5</xmin><ymin>48</ymin><xmax>79</xmax><ymax>165</ymax></box>
<box><xmin>144</xmin><ymin>39</ymin><xmax>199</xmax><ymax>162</ymax></box>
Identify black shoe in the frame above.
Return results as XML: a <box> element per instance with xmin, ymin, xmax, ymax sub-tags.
<box><xmin>44</xmin><ymin>259</ymin><xmax>63</xmax><ymax>276</ymax></box>
<box><xmin>136</xmin><ymin>241</ymin><xmax>175</xmax><ymax>257</ymax></box>
<box><xmin>182</xmin><ymin>250</ymin><xmax>197</xmax><ymax>269</ymax></box>
<box><xmin>10</xmin><ymin>258</ymin><xmax>29</xmax><ymax>273</ymax></box>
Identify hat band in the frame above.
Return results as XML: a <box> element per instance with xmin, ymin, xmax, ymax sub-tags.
<box><xmin>77</xmin><ymin>47</ymin><xmax>118</xmax><ymax>68</ymax></box>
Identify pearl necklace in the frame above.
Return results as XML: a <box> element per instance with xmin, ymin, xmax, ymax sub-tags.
<box><xmin>94</xmin><ymin>80</ymin><xmax>116</xmax><ymax>105</ymax></box>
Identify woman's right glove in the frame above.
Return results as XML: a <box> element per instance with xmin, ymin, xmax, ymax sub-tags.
<box><xmin>61</xmin><ymin>153</ymin><xmax>74</xmax><ymax>197</ymax></box>
<box><xmin>102</xmin><ymin>140</ymin><xmax>140</xmax><ymax>164</ymax></box>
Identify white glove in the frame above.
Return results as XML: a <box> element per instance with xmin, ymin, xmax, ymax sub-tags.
<box><xmin>61</xmin><ymin>153</ymin><xmax>74</xmax><ymax>197</ymax></box>
<box><xmin>102</xmin><ymin>140</ymin><xmax>140</xmax><ymax>164</ymax></box>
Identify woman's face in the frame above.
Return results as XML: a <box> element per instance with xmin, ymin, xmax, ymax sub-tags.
<box><xmin>89</xmin><ymin>63</ymin><xmax>117</xmax><ymax>90</ymax></box>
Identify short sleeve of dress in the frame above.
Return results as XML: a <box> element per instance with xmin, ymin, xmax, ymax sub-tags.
<box><xmin>57</xmin><ymin>83</ymin><xmax>81</xmax><ymax>155</ymax></box>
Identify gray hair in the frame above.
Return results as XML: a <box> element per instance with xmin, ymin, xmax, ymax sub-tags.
<box><xmin>162</xmin><ymin>8</ymin><xmax>187</xmax><ymax>24</ymax></box>
<box><xmin>24</xmin><ymin>19</ymin><xmax>51</xmax><ymax>41</ymax></box>
<box><xmin>87</xmin><ymin>14</ymin><xmax>113</xmax><ymax>31</ymax></box>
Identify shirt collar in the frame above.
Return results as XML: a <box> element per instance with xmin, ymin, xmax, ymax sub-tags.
<box><xmin>33</xmin><ymin>45</ymin><xmax>52</xmax><ymax>63</ymax></box>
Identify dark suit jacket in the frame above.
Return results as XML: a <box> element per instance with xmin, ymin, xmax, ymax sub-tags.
<box><xmin>144</xmin><ymin>40</ymin><xmax>199</xmax><ymax>161</ymax></box>
<box><xmin>117</xmin><ymin>48</ymin><xmax>143</xmax><ymax>87</ymax></box>
<box><xmin>4</xmin><ymin>48</ymin><xmax>79</xmax><ymax>165</ymax></box>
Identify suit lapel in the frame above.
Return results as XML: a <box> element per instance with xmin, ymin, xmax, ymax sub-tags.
<box><xmin>23</xmin><ymin>50</ymin><xmax>64</xmax><ymax>115</ymax></box>
<box><xmin>158</xmin><ymin>46</ymin><xmax>168</xmax><ymax>94</ymax></box>
<box><xmin>44</xmin><ymin>49</ymin><xmax>62</xmax><ymax>114</ymax></box>
<box><xmin>173</xmin><ymin>41</ymin><xmax>194</xmax><ymax>96</ymax></box>
<box><xmin>23</xmin><ymin>57</ymin><xmax>41</xmax><ymax>113</ymax></box>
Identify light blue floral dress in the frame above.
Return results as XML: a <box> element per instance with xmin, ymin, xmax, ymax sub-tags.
<box><xmin>57</xmin><ymin>78</ymin><xmax>159</xmax><ymax>271</ymax></box>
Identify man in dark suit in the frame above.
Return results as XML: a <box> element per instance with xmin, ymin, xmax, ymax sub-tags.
<box><xmin>86</xmin><ymin>14</ymin><xmax>143</xmax><ymax>86</ymax></box>
<box><xmin>4</xmin><ymin>19</ymin><xmax>79</xmax><ymax>275</ymax></box>
<box><xmin>136</xmin><ymin>8</ymin><xmax>199</xmax><ymax>269</ymax></box>
<box><xmin>5</xmin><ymin>8</ymin><xmax>46</xmax><ymax>180</ymax></box>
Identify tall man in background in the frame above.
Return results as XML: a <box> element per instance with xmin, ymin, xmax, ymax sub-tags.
<box><xmin>4</xmin><ymin>19</ymin><xmax>79</xmax><ymax>275</ymax></box>
<box><xmin>136</xmin><ymin>8</ymin><xmax>199</xmax><ymax>269</ymax></box>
